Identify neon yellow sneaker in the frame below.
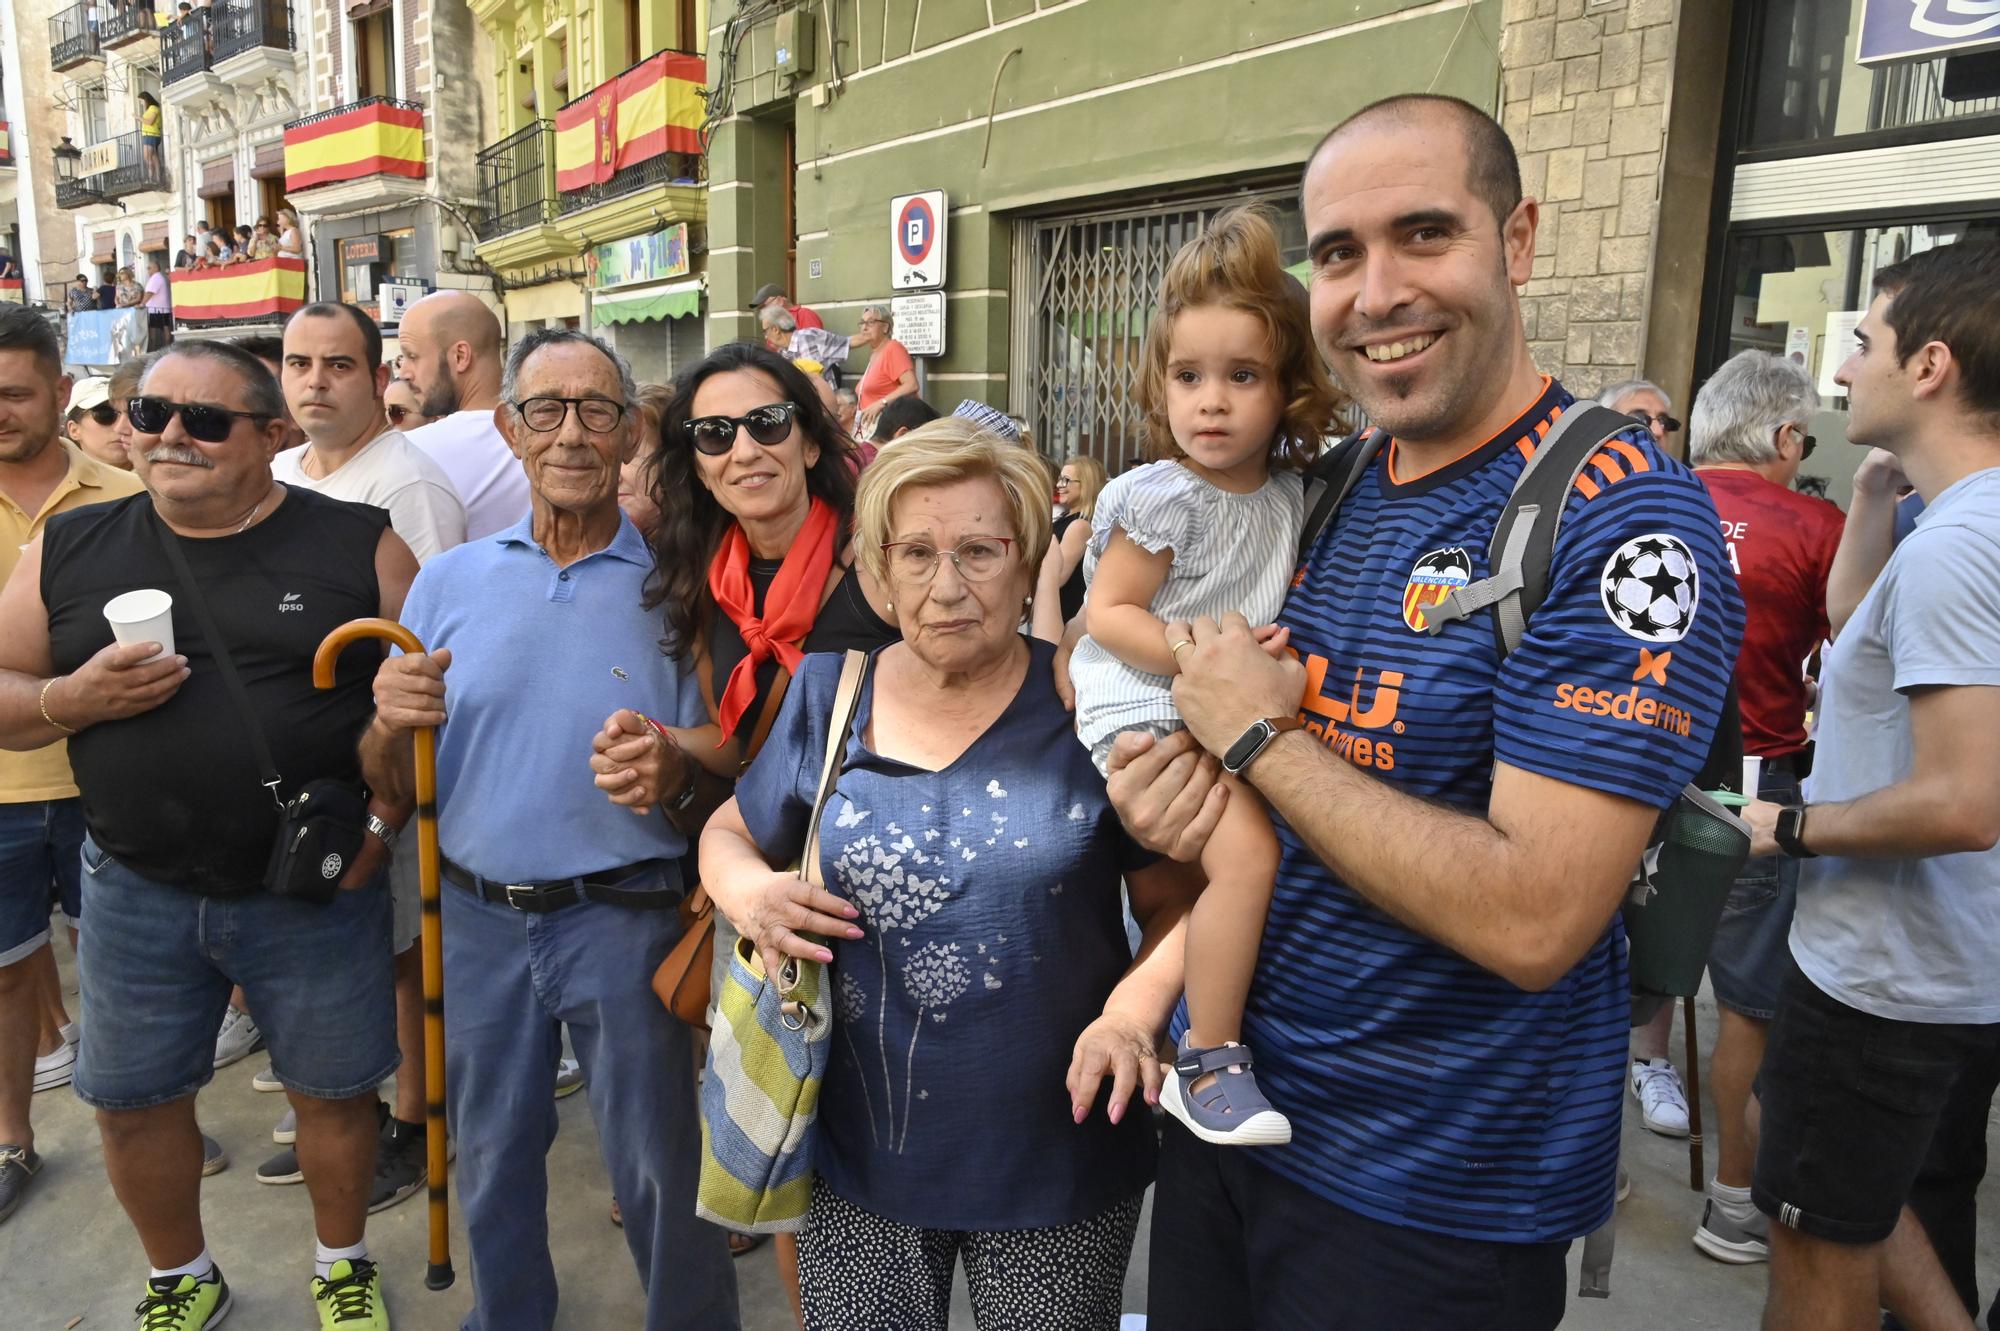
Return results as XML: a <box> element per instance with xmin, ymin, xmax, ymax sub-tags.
<box><xmin>134</xmin><ymin>1269</ymin><xmax>231</xmax><ymax>1329</ymax></box>
<box><xmin>311</xmin><ymin>1258</ymin><xmax>390</xmax><ymax>1329</ymax></box>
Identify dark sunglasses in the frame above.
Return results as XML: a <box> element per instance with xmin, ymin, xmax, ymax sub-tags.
<box><xmin>1630</xmin><ymin>410</ymin><xmax>1683</xmax><ymax>435</ymax></box>
<box><xmin>83</xmin><ymin>404</ymin><xmax>120</xmax><ymax>427</ymax></box>
<box><xmin>683</xmin><ymin>402</ymin><xmax>799</xmax><ymax>456</ymax></box>
<box><xmin>386</xmin><ymin>404</ymin><xmax>414</xmax><ymax>425</ymax></box>
<box><xmin>127</xmin><ymin>395</ymin><xmax>272</xmax><ymax>443</ymax></box>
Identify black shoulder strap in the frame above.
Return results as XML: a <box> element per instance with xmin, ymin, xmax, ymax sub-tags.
<box><xmin>1421</xmin><ymin>404</ymin><xmax>1640</xmax><ymax>658</ymax></box>
<box><xmin>1297</xmin><ymin>429</ymin><xmax>1386</xmax><ymax>566</ymax></box>
<box><xmin>151</xmin><ymin>513</ymin><xmax>285</xmax><ymax>809</ymax></box>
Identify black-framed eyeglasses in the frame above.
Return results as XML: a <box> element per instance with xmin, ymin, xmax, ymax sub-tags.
<box><xmin>513</xmin><ymin>396</ymin><xmax>627</xmax><ymax>434</ymax></box>
<box><xmin>683</xmin><ymin>402</ymin><xmax>799</xmax><ymax>456</ymax></box>
<box><xmin>1054</xmin><ymin>477</ymin><xmax>1076</xmax><ymax>490</ymax></box>
<box><xmin>127</xmin><ymin>395</ymin><xmax>272</xmax><ymax>443</ymax></box>
<box><xmin>1630</xmin><ymin>410</ymin><xmax>1682</xmax><ymax>435</ymax></box>
<box><xmin>880</xmin><ymin>535</ymin><xmax>1016</xmax><ymax>583</ymax></box>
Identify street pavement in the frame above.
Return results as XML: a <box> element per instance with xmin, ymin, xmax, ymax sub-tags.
<box><xmin>7</xmin><ymin>939</ymin><xmax>1993</xmax><ymax>1329</ymax></box>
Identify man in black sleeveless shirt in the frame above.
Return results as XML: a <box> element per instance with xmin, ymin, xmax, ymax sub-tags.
<box><xmin>0</xmin><ymin>340</ymin><xmax>419</xmax><ymax>1329</ymax></box>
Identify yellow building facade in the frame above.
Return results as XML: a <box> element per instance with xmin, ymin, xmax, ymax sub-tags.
<box><xmin>470</xmin><ymin>0</ymin><xmax>707</xmax><ymax>382</ymax></box>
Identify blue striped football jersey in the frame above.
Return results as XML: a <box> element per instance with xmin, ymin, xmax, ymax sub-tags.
<box><xmin>1240</xmin><ymin>377</ymin><xmax>1744</xmax><ymax>1244</ymax></box>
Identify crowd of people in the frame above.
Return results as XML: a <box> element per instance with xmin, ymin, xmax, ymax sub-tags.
<box><xmin>1</xmin><ymin>90</ymin><xmax>1998</xmax><ymax>1331</ymax></box>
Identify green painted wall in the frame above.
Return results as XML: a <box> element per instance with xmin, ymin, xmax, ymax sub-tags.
<box><xmin>707</xmin><ymin>0</ymin><xmax>1502</xmax><ymax>405</ymax></box>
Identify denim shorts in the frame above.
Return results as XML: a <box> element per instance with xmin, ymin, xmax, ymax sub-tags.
<box><xmin>72</xmin><ymin>834</ymin><xmax>399</xmax><ymax>1110</ymax></box>
<box><xmin>1706</xmin><ymin>766</ymin><xmax>1801</xmax><ymax>1021</ymax></box>
<box><xmin>1753</xmin><ymin>958</ymin><xmax>2000</xmax><ymax>1244</ymax></box>
<box><xmin>0</xmin><ymin>799</ymin><xmax>86</xmax><ymax>967</ymax></box>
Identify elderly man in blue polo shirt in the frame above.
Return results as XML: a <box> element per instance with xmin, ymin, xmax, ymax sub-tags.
<box><xmin>361</xmin><ymin>327</ymin><xmax>738</xmax><ymax>1331</ymax></box>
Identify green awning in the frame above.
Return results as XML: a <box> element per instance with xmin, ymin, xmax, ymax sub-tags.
<box><xmin>593</xmin><ymin>278</ymin><xmax>701</xmax><ymax>326</ymax></box>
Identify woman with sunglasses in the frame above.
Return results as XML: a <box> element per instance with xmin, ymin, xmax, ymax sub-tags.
<box><xmin>649</xmin><ymin>340</ymin><xmax>900</xmax><ymax>1308</ymax></box>
<box><xmin>1031</xmin><ymin>454</ymin><xmax>1106</xmax><ymax>643</ymax></box>
<box><xmin>63</xmin><ymin>377</ymin><xmax>131</xmax><ymax>471</ymax></box>
<box><xmin>383</xmin><ymin>377</ymin><xmax>433</xmax><ymax>433</ymax></box>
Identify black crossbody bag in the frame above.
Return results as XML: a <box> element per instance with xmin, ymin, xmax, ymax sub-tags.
<box><xmin>154</xmin><ymin>517</ymin><xmax>368</xmax><ymax>904</ymax></box>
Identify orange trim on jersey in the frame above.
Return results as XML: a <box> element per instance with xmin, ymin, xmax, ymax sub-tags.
<box><xmin>1383</xmin><ymin>375</ymin><xmax>1557</xmax><ymax>484</ymax></box>
<box><xmin>1587</xmin><ymin>452</ymin><xmax>1628</xmax><ymax>486</ymax></box>
<box><xmin>1573</xmin><ymin>472</ymin><xmax>1603</xmax><ymax>500</ymax></box>
<box><xmin>1606</xmin><ymin>438</ymin><xmax>1652</xmax><ymax>474</ymax></box>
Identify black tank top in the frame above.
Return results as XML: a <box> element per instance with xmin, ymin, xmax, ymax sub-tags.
<box><xmin>1053</xmin><ymin>512</ymin><xmax>1088</xmax><ymax>624</ymax></box>
<box><xmin>42</xmin><ymin>487</ymin><xmax>388</xmax><ymax>895</ymax></box>
<box><xmin>706</xmin><ymin>557</ymin><xmax>899</xmax><ymax>760</ymax></box>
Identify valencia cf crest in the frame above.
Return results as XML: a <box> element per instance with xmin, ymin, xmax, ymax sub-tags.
<box><xmin>1403</xmin><ymin>546</ymin><xmax>1472</xmax><ymax>632</ymax></box>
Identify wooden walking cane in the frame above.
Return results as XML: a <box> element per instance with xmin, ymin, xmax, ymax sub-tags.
<box><xmin>314</xmin><ymin>618</ymin><xmax>455</xmax><ymax>1291</ymax></box>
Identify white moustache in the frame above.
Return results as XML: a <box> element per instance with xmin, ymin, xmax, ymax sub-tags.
<box><xmin>144</xmin><ymin>444</ymin><xmax>215</xmax><ymax>468</ymax></box>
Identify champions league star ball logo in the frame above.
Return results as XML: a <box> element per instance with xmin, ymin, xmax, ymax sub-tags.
<box><xmin>1601</xmin><ymin>534</ymin><xmax>1700</xmax><ymax>643</ymax></box>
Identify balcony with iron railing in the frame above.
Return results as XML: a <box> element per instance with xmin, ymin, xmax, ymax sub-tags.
<box><xmin>477</xmin><ymin>120</ymin><xmax>555</xmax><ymax>240</ymax></box>
<box><xmin>49</xmin><ymin>2</ymin><xmax>104</xmax><ymax>72</ymax></box>
<box><xmin>161</xmin><ymin>10</ymin><xmax>213</xmax><ymax>85</ymax></box>
<box><xmin>282</xmin><ymin>97</ymin><xmax>426</xmax><ymax>207</ymax></box>
<box><xmin>212</xmin><ymin>0</ymin><xmax>293</xmax><ymax>67</ymax></box>
<box><xmin>85</xmin><ymin>130</ymin><xmax>172</xmax><ymax>200</ymax></box>
<box><xmin>56</xmin><ymin>175</ymin><xmax>104</xmax><ymax>209</ymax></box>
<box><xmin>98</xmin><ymin>0</ymin><xmax>159</xmax><ymax>50</ymax></box>
<box><xmin>558</xmin><ymin>150</ymin><xmax>703</xmax><ymax>216</ymax></box>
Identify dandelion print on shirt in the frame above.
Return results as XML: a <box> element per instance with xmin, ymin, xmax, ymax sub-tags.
<box><xmin>734</xmin><ymin>640</ymin><xmax>1158</xmax><ymax>1231</ymax></box>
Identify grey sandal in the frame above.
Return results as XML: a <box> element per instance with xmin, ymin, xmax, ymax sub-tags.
<box><xmin>1159</xmin><ymin>1039</ymin><xmax>1293</xmax><ymax>1146</ymax></box>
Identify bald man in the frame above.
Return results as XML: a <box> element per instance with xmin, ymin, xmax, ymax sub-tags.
<box><xmin>397</xmin><ymin>292</ymin><xmax>531</xmax><ymax>538</ymax></box>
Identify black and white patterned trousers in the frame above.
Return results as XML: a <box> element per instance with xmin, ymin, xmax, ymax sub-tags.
<box><xmin>796</xmin><ymin>1177</ymin><xmax>1145</xmax><ymax>1330</ymax></box>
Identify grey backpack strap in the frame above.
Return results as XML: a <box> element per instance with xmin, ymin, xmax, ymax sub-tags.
<box><xmin>1421</xmin><ymin>404</ymin><xmax>1643</xmax><ymax>656</ymax></box>
<box><xmin>1298</xmin><ymin>429</ymin><xmax>1386</xmax><ymax>566</ymax></box>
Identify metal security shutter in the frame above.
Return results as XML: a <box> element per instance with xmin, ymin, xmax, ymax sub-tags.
<box><xmin>1010</xmin><ymin>186</ymin><xmax>1297</xmax><ymax>470</ymax></box>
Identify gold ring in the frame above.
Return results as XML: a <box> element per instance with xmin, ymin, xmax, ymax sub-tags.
<box><xmin>1169</xmin><ymin>639</ymin><xmax>1195</xmax><ymax>659</ymax></box>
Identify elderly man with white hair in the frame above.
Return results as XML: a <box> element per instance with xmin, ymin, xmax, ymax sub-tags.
<box><xmin>1685</xmin><ymin>348</ymin><xmax>1844</xmax><ymax>1267</ymax></box>
<box><xmin>1599</xmin><ymin>377</ymin><xmax>1681</xmax><ymax>449</ymax></box>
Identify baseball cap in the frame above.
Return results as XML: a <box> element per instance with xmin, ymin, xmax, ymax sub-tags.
<box><xmin>746</xmin><ymin>283</ymin><xmax>789</xmax><ymax>309</ymax></box>
<box><xmin>69</xmin><ymin>377</ymin><xmax>113</xmax><ymax>413</ymax></box>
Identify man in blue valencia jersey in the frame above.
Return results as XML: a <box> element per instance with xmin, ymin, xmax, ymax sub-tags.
<box><xmin>1106</xmin><ymin>95</ymin><xmax>1743</xmax><ymax>1329</ymax></box>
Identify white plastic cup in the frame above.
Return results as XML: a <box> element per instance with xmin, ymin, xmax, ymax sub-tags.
<box><xmin>103</xmin><ymin>589</ymin><xmax>175</xmax><ymax>662</ymax></box>
<box><xmin>1741</xmin><ymin>755</ymin><xmax>1763</xmax><ymax>801</ymax></box>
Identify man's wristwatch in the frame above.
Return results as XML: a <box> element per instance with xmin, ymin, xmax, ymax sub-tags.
<box><xmin>364</xmin><ymin>814</ymin><xmax>399</xmax><ymax>852</ymax></box>
<box><xmin>668</xmin><ymin>771</ymin><xmax>701</xmax><ymax>813</ymax></box>
<box><xmin>1774</xmin><ymin>804</ymin><xmax>1817</xmax><ymax>859</ymax></box>
<box><xmin>1220</xmin><ymin>716</ymin><xmax>1304</xmax><ymax>776</ymax></box>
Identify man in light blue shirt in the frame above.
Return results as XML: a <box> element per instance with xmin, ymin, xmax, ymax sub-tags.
<box><xmin>363</xmin><ymin>328</ymin><xmax>737</xmax><ymax>1331</ymax></box>
<box><xmin>1742</xmin><ymin>243</ymin><xmax>2000</xmax><ymax>1331</ymax></box>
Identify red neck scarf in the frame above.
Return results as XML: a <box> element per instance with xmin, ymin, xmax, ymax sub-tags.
<box><xmin>709</xmin><ymin>497</ymin><xmax>840</xmax><ymax>740</ymax></box>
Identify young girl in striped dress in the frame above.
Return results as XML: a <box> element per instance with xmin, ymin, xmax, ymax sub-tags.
<box><xmin>1068</xmin><ymin>207</ymin><xmax>1341</xmax><ymax>1146</ymax></box>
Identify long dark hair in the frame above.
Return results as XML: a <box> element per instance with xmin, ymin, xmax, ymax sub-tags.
<box><xmin>646</xmin><ymin>341</ymin><xmax>857</xmax><ymax>657</ymax></box>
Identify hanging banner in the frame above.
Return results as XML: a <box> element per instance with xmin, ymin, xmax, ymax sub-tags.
<box><xmin>172</xmin><ymin>257</ymin><xmax>309</xmax><ymax>322</ymax></box>
<box><xmin>67</xmin><ymin>309</ymin><xmax>148</xmax><ymax>364</ymax></box>
<box><xmin>554</xmin><ymin>50</ymin><xmax>706</xmax><ymax>193</ymax></box>
<box><xmin>284</xmin><ymin>100</ymin><xmax>425</xmax><ymax>192</ymax></box>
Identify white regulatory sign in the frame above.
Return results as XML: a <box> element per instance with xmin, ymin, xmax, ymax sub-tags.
<box><xmin>889</xmin><ymin>190</ymin><xmax>947</xmax><ymax>290</ymax></box>
<box><xmin>891</xmin><ymin>291</ymin><xmax>946</xmax><ymax>358</ymax></box>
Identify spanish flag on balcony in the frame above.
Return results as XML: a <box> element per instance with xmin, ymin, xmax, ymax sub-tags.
<box><xmin>284</xmin><ymin>100</ymin><xmax>426</xmax><ymax>193</ymax></box>
<box><xmin>172</xmin><ymin>257</ymin><xmax>308</xmax><ymax>322</ymax></box>
<box><xmin>554</xmin><ymin>51</ymin><xmax>705</xmax><ymax>193</ymax></box>
<box><xmin>0</xmin><ymin>121</ymin><xmax>12</xmax><ymax>168</ymax></box>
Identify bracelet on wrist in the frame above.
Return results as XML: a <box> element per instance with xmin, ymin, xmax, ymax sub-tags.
<box><xmin>38</xmin><ymin>678</ymin><xmax>76</xmax><ymax>735</ymax></box>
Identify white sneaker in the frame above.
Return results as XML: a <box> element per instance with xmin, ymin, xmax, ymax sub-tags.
<box><xmin>251</xmin><ymin>1065</ymin><xmax>284</xmax><ymax>1092</ymax></box>
<box><xmin>554</xmin><ymin>1058</ymin><xmax>584</xmax><ymax>1099</ymax></box>
<box><xmin>213</xmin><ymin>1008</ymin><xmax>264</xmax><ymax>1069</ymax></box>
<box><xmin>272</xmin><ymin>1108</ymin><xmax>296</xmax><ymax>1145</ymax></box>
<box><xmin>33</xmin><ymin>1042</ymin><xmax>75</xmax><ymax>1093</ymax></box>
<box><xmin>1630</xmin><ymin>1058</ymin><xmax>1690</xmax><ymax>1137</ymax></box>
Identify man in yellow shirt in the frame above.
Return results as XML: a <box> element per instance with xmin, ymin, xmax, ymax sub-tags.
<box><xmin>0</xmin><ymin>307</ymin><xmax>142</xmax><ymax>1223</ymax></box>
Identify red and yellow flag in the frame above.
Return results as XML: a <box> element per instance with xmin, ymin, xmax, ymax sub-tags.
<box><xmin>554</xmin><ymin>51</ymin><xmax>705</xmax><ymax>193</ymax></box>
<box><xmin>172</xmin><ymin>257</ymin><xmax>308</xmax><ymax>322</ymax></box>
<box><xmin>284</xmin><ymin>101</ymin><xmax>425</xmax><ymax>193</ymax></box>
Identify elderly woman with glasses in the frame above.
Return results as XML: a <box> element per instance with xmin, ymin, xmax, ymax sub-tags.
<box><xmin>698</xmin><ymin>420</ymin><xmax>1197</xmax><ymax>1330</ymax></box>
<box><xmin>851</xmin><ymin>303</ymin><xmax>917</xmax><ymax>436</ymax></box>
<box><xmin>365</xmin><ymin>327</ymin><xmax>741</xmax><ymax>1331</ymax></box>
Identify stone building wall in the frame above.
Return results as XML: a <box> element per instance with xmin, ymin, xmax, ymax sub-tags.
<box><xmin>1498</xmin><ymin>0</ymin><xmax>1679</xmax><ymax>399</ymax></box>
